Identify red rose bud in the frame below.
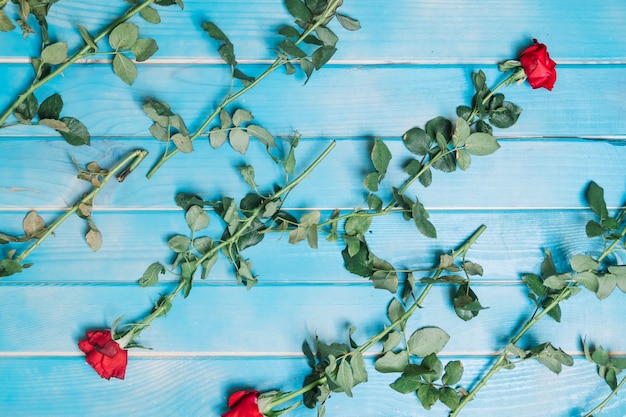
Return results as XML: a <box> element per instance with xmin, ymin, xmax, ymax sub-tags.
<box><xmin>222</xmin><ymin>390</ymin><xmax>265</xmax><ymax>417</ymax></box>
<box><xmin>78</xmin><ymin>330</ymin><xmax>128</xmax><ymax>380</ymax></box>
<box><xmin>519</xmin><ymin>39</ymin><xmax>557</xmax><ymax>90</ymax></box>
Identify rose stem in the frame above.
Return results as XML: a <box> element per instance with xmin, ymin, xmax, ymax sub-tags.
<box><xmin>317</xmin><ymin>71</ymin><xmax>524</xmax><ymax>231</ymax></box>
<box><xmin>584</xmin><ymin>375</ymin><xmax>626</xmax><ymax>417</ymax></box>
<box><xmin>0</xmin><ymin>0</ymin><xmax>157</xmax><ymax>127</ymax></box>
<box><xmin>145</xmin><ymin>0</ymin><xmax>344</xmax><ymax>179</ymax></box>
<box><xmin>450</xmin><ymin>224</ymin><xmax>626</xmax><ymax>417</ymax></box>
<box><xmin>15</xmin><ymin>149</ymin><xmax>148</xmax><ymax>264</ymax></box>
<box><xmin>118</xmin><ymin>141</ymin><xmax>337</xmax><ymax>341</ymax></box>
<box><xmin>262</xmin><ymin>225</ymin><xmax>487</xmax><ymax>414</ymax></box>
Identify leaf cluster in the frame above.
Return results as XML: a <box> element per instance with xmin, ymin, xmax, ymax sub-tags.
<box><xmin>280</xmin><ymin>0</ymin><xmax>360</xmax><ymax>83</ymax></box>
<box><xmin>375</xmin><ymin>315</ymin><xmax>464</xmax><ymax>411</ymax></box>
<box><xmin>14</xmin><ymin>92</ymin><xmax>90</xmax><ymax>146</ymax></box>
<box><xmin>103</xmin><ymin>22</ymin><xmax>159</xmax><ymax>85</ymax></box>
<box><xmin>301</xmin><ymin>335</ymin><xmax>368</xmax><ymax>416</ymax></box>
<box><xmin>584</xmin><ymin>341</ymin><xmax>626</xmax><ymax>391</ymax></box>
<box><xmin>505</xmin><ymin>342</ymin><xmax>573</xmax><ymax>375</ymax></box>
<box><xmin>0</xmin><ymin>0</ymin><xmax>59</xmax><ymax>41</ymax></box>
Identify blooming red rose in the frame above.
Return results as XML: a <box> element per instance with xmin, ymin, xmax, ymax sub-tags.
<box><xmin>222</xmin><ymin>390</ymin><xmax>264</xmax><ymax>417</ymax></box>
<box><xmin>519</xmin><ymin>39</ymin><xmax>557</xmax><ymax>90</ymax></box>
<box><xmin>78</xmin><ymin>329</ymin><xmax>128</xmax><ymax>380</ymax></box>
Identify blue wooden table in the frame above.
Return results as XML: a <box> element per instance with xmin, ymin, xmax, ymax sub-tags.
<box><xmin>1</xmin><ymin>1</ymin><xmax>626</xmax><ymax>416</ymax></box>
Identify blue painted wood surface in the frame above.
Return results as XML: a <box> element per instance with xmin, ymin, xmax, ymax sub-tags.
<box><xmin>1</xmin><ymin>1</ymin><xmax>626</xmax><ymax>416</ymax></box>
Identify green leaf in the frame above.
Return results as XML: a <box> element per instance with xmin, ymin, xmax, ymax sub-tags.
<box><xmin>138</xmin><ymin>262</ymin><xmax>166</xmax><ymax>287</ymax></box>
<box><xmin>489</xmin><ymin>101</ymin><xmax>522</xmax><ymax>128</ymax></box>
<box><xmin>15</xmin><ymin>93</ymin><xmax>39</xmax><ymax>123</ymax></box>
<box><xmin>168</xmin><ymin>235</ymin><xmax>191</xmax><ymax>253</ymax></box>
<box><xmin>201</xmin><ymin>21</ymin><xmax>229</xmax><ymax>42</ymax></box>
<box><xmin>363</xmin><ymin>172</ymin><xmax>380</xmax><ymax>192</ymax></box>
<box><xmin>371</xmin><ymin>138</ymin><xmax>392</xmax><ymax>175</ymax></box>
<box><xmin>442</xmin><ymin>360</ymin><xmax>463</xmax><ymax>386</ymax></box>
<box><xmin>38</xmin><ymin>93</ymin><xmax>63</xmax><ymax>121</ymax></box>
<box><xmin>246</xmin><ymin>124</ymin><xmax>276</xmax><ymax>147</ymax></box>
<box><xmin>237</xmin><ymin>165</ymin><xmax>257</xmax><ymax>190</ymax></box>
<box><xmin>575</xmin><ymin>271</ymin><xmax>600</xmax><ymax>293</ymax></box>
<box><xmin>315</xmin><ymin>26</ymin><xmax>338</xmax><ymax>47</ymax></box>
<box><xmin>185</xmin><ymin>205</ymin><xmax>209</xmax><ymax>232</ymax></box>
<box><xmin>218</xmin><ymin>42</ymin><xmax>236</xmax><ymax>66</ymax></box>
<box><xmin>592</xmin><ymin>346</ymin><xmax>610</xmax><ymax>366</ymax></box>
<box><xmin>279</xmin><ymin>39</ymin><xmax>307</xmax><ymax>58</ymax></box>
<box><xmin>336</xmin><ymin>13</ymin><xmax>361</xmax><ymax>31</ymax></box>
<box><xmin>232</xmin><ymin>109</ymin><xmax>254</xmax><ymax>126</ymax></box>
<box><xmin>299</xmin><ymin>58</ymin><xmax>314</xmax><ymax>83</ymax></box>
<box><xmin>336</xmin><ymin>360</ymin><xmax>354</xmax><ymax>397</ymax></box>
<box><xmin>345</xmin><ymin>214</ymin><xmax>372</xmax><ymax>235</ymax></box>
<box><xmin>375</xmin><ymin>350</ymin><xmax>409</xmax><ymax>373</ymax></box>
<box><xmin>417</xmin><ymin>383</ymin><xmax>439</xmax><ymax>410</ymax></box>
<box><xmin>312</xmin><ymin>45</ymin><xmax>336</xmax><ymax>70</ymax></box>
<box><xmin>452</xmin><ymin>118</ymin><xmax>470</xmax><ymax>147</ymax></box>
<box><xmin>77</xmin><ymin>25</ymin><xmax>98</xmax><ymax>50</ymax></box>
<box><xmin>464</xmin><ymin>132</ymin><xmax>500</xmax><ymax>156</ymax></box>
<box><xmin>403</xmin><ymin>127</ymin><xmax>430</xmax><ymax>155</ymax></box>
<box><xmin>57</xmin><ymin>117</ymin><xmax>90</xmax><ymax>146</ymax></box>
<box><xmin>341</xmin><ymin>242</ymin><xmax>372</xmax><ymax>277</ymax></box>
<box><xmin>390</xmin><ymin>367</ymin><xmax>427</xmax><ymax>394</ymax></box>
<box><xmin>229</xmin><ymin>128</ymin><xmax>250</xmax><ymax>154</ymax></box>
<box><xmin>139</xmin><ymin>6</ymin><xmax>161</xmax><ymax>24</ymax></box>
<box><xmin>367</xmin><ymin>194</ymin><xmax>383</xmax><ymax>212</ymax></box>
<box><xmin>143</xmin><ymin>98</ymin><xmax>174</xmax><ymax>126</ymax></box>
<box><xmin>41</xmin><ymin>41</ymin><xmax>68</xmax><ymax>65</ymax></box>
<box><xmin>407</xmin><ymin>327</ymin><xmax>450</xmax><ymax>357</ymax></box>
<box><xmin>109</xmin><ymin>23</ymin><xmax>139</xmax><ymax>50</ymax></box>
<box><xmin>570</xmin><ymin>254</ymin><xmax>600</xmax><ymax>272</ymax></box>
<box><xmin>350</xmin><ymin>351</ymin><xmax>368</xmax><ymax>385</ymax></box>
<box><xmin>439</xmin><ymin>387</ymin><xmax>460</xmax><ymax>410</ymax></box>
<box><xmin>456</xmin><ymin>149</ymin><xmax>471</xmax><ymax>170</ymax></box>
<box><xmin>209</xmin><ymin>127</ymin><xmax>227</xmax><ymax>148</ymax></box>
<box><xmin>596</xmin><ymin>273</ymin><xmax>617</xmax><ymax>300</ymax></box>
<box><xmin>587</xmin><ymin>181</ymin><xmax>609</xmax><ymax>219</ymax></box>
<box><xmin>170</xmin><ymin>133</ymin><xmax>192</xmax><ymax>153</ymax></box>
<box><xmin>278</xmin><ymin>25</ymin><xmax>301</xmax><ymax>38</ymax></box>
<box><xmin>543</xmin><ymin>274</ymin><xmax>568</xmax><ymax>290</ymax></box>
<box><xmin>284</xmin><ymin>0</ymin><xmax>312</xmax><ymax>22</ymax></box>
<box><xmin>112</xmin><ymin>53</ymin><xmax>137</xmax><ymax>85</ymax></box>
<box><xmin>131</xmin><ymin>38</ymin><xmax>158</xmax><ymax>62</ymax></box>
<box><xmin>387</xmin><ymin>298</ymin><xmax>405</xmax><ymax>324</ymax></box>
<box><xmin>383</xmin><ymin>331</ymin><xmax>402</xmax><ymax>353</ymax></box>
<box><xmin>412</xmin><ymin>200</ymin><xmax>437</xmax><ymax>239</ymax></box>
<box><xmin>0</xmin><ymin>10</ymin><xmax>16</xmax><ymax>32</ymax></box>
<box><xmin>585</xmin><ymin>220</ymin><xmax>605</xmax><ymax>238</ymax></box>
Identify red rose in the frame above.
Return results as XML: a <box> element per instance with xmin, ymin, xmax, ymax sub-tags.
<box><xmin>222</xmin><ymin>390</ymin><xmax>264</xmax><ymax>417</ymax></box>
<box><xmin>78</xmin><ymin>329</ymin><xmax>128</xmax><ymax>380</ymax></box>
<box><xmin>519</xmin><ymin>39</ymin><xmax>557</xmax><ymax>90</ymax></box>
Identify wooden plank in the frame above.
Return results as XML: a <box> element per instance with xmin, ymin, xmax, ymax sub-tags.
<box><xmin>0</xmin><ymin>209</ymin><xmax>608</xmax><ymax>284</ymax></box>
<box><xmin>2</xmin><ymin>1</ymin><xmax>626</xmax><ymax>62</ymax></box>
<box><xmin>0</xmin><ymin>138</ymin><xmax>625</xmax><ymax>210</ymax></box>
<box><xmin>0</xmin><ymin>284</ymin><xmax>623</xmax><ymax>354</ymax></box>
<box><xmin>1</xmin><ymin>64</ymin><xmax>625</xmax><ymax>138</ymax></box>
<box><xmin>0</xmin><ymin>356</ymin><xmax>623</xmax><ymax>416</ymax></box>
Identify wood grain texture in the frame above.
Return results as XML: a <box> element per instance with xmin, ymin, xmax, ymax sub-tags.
<box><xmin>0</xmin><ymin>357</ymin><xmax>624</xmax><ymax>417</ymax></box>
<box><xmin>2</xmin><ymin>1</ymin><xmax>626</xmax><ymax>62</ymax></box>
<box><xmin>1</xmin><ymin>64</ymin><xmax>625</xmax><ymax>138</ymax></box>
<box><xmin>1</xmin><ymin>0</ymin><xmax>625</xmax><ymax>416</ymax></box>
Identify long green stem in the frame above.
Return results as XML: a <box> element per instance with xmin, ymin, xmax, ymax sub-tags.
<box><xmin>451</xmin><ymin>224</ymin><xmax>626</xmax><ymax>416</ymax></box>
<box><xmin>0</xmin><ymin>0</ymin><xmax>156</xmax><ymax>127</ymax></box>
<box><xmin>145</xmin><ymin>0</ymin><xmax>343</xmax><ymax>179</ymax></box>
<box><xmin>263</xmin><ymin>225</ymin><xmax>487</xmax><ymax>414</ymax></box>
<box><xmin>584</xmin><ymin>375</ymin><xmax>626</xmax><ymax>417</ymax></box>
<box><xmin>117</xmin><ymin>141</ymin><xmax>336</xmax><ymax>343</ymax></box>
<box><xmin>14</xmin><ymin>149</ymin><xmax>148</xmax><ymax>264</ymax></box>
